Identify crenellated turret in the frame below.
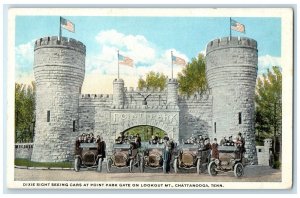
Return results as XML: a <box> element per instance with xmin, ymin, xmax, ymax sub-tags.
<box><xmin>31</xmin><ymin>36</ymin><xmax>86</xmax><ymax>162</ymax></box>
<box><xmin>205</xmin><ymin>36</ymin><xmax>258</xmax><ymax>164</ymax></box>
<box><xmin>112</xmin><ymin>78</ymin><xmax>125</xmax><ymax>109</ymax></box>
<box><xmin>167</xmin><ymin>78</ymin><xmax>179</xmax><ymax>107</ymax></box>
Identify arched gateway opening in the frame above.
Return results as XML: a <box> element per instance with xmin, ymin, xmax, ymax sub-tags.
<box><xmin>121</xmin><ymin>125</ymin><xmax>167</xmax><ymax>143</ymax></box>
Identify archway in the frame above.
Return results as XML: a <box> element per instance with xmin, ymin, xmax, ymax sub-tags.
<box><xmin>120</xmin><ymin>125</ymin><xmax>168</xmax><ymax>143</ymax></box>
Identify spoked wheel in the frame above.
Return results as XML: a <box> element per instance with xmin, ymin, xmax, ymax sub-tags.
<box><xmin>234</xmin><ymin>162</ymin><xmax>244</xmax><ymax>177</ymax></box>
<box><xmin>97</xmin><ymin>158</ymin><xmax>102</xmax><ymax>172</ymax></box>
<box><xmin>208</xmin><ymin>161</ymin><xmax>218</xmax><ymax>176</ymax></box>
<box><xmin>129</xmin><ymin>159</ymin><xmax>134</xmax><ymax>172</ymax></box>
<box><xmin>74</xmin><ymin>157</ymin><xmax>80</xmax><ymax>172</ymax></box>
<box><xmin>106</xmin><ymin>158</ymin><xmax>112</xmax><ymax>173</ymax></box>
<box><xmin>140</xmin><ymin>156</ymin><xmax>145</xmax><ymax>173</ymax></box>
<box><xmin>196</xmin><ymin>158</ymin><xmax>202</xmax><ymax>174</ymax></box>
<box><xmin>173</xmin><ymin>158</ymin><xmax>178</xmax><ymax>173</ymax></box>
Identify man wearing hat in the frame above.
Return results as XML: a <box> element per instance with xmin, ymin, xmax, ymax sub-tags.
<box><xmin>163</xmin><ymin>135</ymin><xmax>172</xmax><ymax>174</ymax></box>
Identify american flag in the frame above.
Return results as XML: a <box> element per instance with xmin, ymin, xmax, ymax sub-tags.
<box><xmin>61</xmin><ymin>17</ymin><xmax>75</xmax><ymax>33</ymax></box>
<box><xmin>231</xmin><ymin>19</ymin><xmax>245</xmax><ymax>33</ymax></box>
<box><xmin>172</xmin><ymin>55</ymin><xmax>186</xmax><ymax>66</ymax></box>
<box><xmin>118</xmin><ymin>54</ymin><xmax>134</xmax><ymax>67</ymax></box>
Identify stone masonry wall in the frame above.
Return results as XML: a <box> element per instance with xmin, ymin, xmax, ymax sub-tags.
<box><xmin>77</xmin><ymin>89</ymin><xmax>214</xmax><ymax>156</ymax></box>
<box><xmin>206</xmin><ymin>36</ymin><xmax>258</xmax><ymax>164</ymax></box>
<box><xmin>178</xmin><ymin>94</ymin><xmax>213</xmax><ymax>142</ymax></box>
<box><xmin>15</xmin><ymin>143</ymin><xmax>33</xmax><ymax>159</ymax></box>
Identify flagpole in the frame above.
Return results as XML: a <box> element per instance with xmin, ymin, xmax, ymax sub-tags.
<box><xmin>229</xmin><ymin>17</ymin><xmax>232</xmax><ymax>39</ymax></box>
<box><xmin>171</xmin><ymin>51</ymin><xmax>173</xmax><ymax>79</ymax></box>
<box><xmin>117</xmin><ymin>50</ymin><xmax>120</xmax><ymax>79</ymax></box>
<box><xmin>59</xmin><ymin>16</ymin><xmax>62</xmax><ymax>41</ymax></box>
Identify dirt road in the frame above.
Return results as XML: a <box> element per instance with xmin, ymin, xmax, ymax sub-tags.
<box><xmin>15</xmin><ymin>165</ymin><xmax>281</xmax><ymax>182</ymax></box>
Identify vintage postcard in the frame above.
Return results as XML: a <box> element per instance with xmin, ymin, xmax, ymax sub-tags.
<box><xmin>6</xmin><ymin>7</ymin><xmax>293</xmax><ymax>190</ymax></box>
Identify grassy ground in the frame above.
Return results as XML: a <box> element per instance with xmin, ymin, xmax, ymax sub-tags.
<box><xmin>15</xmin><ymin>158</ymin><xmax>72</xmax><ymax>168</ymax></box>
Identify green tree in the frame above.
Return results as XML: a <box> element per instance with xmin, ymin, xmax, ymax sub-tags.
<box><xmin>177</xmin><ymin>53</ymin><xmax>208</xmax><ymax>96</ymax></box>
<box><xmin>255</xmin><ymin>66</ymin><xmax>282</xmax><ymax>161</ymax></box>
<box><xmin>125</xmin><ymin>126</ymin><xmax>166</xmax><ymax>142</ymax></box>
<box><xmin>15</xmin><ymin>82</ymin><xmax>36</xmax><ymax>143</ymax></box>
<box><xmin>138</xmin><ymin>71</ymin><xmax>168</xmax><ymax>91</ymax></box>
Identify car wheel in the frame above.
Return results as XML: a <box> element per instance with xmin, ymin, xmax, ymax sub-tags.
<box><xmin>106</xmin><ymin>158</ymin><xmax>112</xmax><ymax>173</ymax></box>
<box><xmin>234</xmin><ymin>162</ymin><xmax>244</xmax><ymax>177</ymax></box>
<box><xmin>74</xmin><ymin>157</ymin><xmax>80</xmax><ymax>172</ymax></box>
<box><xmin>208</xmin><ymin>161</ymin><xmax>217</xmax><ymax>176</ymax></box>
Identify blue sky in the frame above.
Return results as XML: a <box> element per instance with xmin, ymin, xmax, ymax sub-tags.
<box><xmin>15</xmin><ymin>16</ymin><xmax>281</xmax><ymax>93</ymax></box>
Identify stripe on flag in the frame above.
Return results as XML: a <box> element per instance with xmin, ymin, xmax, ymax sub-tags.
<box><xmin>230</xmin><ymin>19</ymin><xmax>245</xmax><ymax>33</ymax></box>
<box><xmin>172</xmin><ymin>55</ymin><xmax>186</xmax><ymax>66</ymax></box>
<box><xmin>118</xmin><ymin>54</ymin><xmax>134</xmax><ymax>67</ymax></box>
<box><xmin>61</xmin><ymin>17</ymin><xmax>75</xmax><ymax>33</ymax></box>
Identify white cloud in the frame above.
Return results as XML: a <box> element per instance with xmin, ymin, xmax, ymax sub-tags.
<box><xmin>15</xmin><ymin>40</ymin><xmax>35</xmax><ymax>76</ymax></box>
<box><xmin>15</xmin><ymin>30</ymin><xmax>191</xmax><ymax>93</ymax></box>
<box><xmin>82</xmin><ymin>29</ymin><xmax>189</xmax><ymax>93</ymax></box>
<box><xmin>258</xmin><ymin>55</ymin><xmax>281</xmax><ymax>74</ymax></box>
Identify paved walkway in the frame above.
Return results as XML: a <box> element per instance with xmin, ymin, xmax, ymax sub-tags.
<box><xmin>15</xmin><ymin>165</ymin><xmax>281</xmax><ymax>182</ymax></box>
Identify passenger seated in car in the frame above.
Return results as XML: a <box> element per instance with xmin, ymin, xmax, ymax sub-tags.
<box><xmin>89</xmin><ymin>133</ymin><xmax>95</xmax><ymax>143</ymax></box>
<box><xmin>115</xmin><ymin>136</ymin><xmax>123</xmax><ymax>144</ymax></box>
<box><xmin>149</xmin><ymin>135</ymin><xmax>158</xmax><ymax>144</ymax></box>
<box><xmin>198</xmin><ymin>135</ymin><xmax>204</xmax><ymax>145</ymax></box>
<box><xmin>199</xmin><ymin>139</ymin><xmax>205</xmax><ymax>149</ymax></box>
<box><xmin>85</xmin><ymin>134</ymin><xmax>91</xmax><ymax>143</ymax></box>
<box><xmin>80</xmin><ymin>133</ymin><xmax>86</xmax><ymax>143</ymax></box>
<box><xmin>96</xmin><ymin>135</ymin><xmax>100</xmax><ymax>143</ymax></box>
<box><xmin>82</xmin><ymin>133</ymin><xmax>88</xmax><ymax>143</ymax></box>
<box><xmin>204</xmin><ymin>138</ymin><xmax>212</xmax><ymax>150</ymax></box>
<box><xmin>228</xmin><ymin>136</ymin><xmax>234</xmax><ymax>146</ymax></box>
<box><xmin>219</xmin><ymin>136</ymin><xmax>227</xmax><ymax>146</ymax></box>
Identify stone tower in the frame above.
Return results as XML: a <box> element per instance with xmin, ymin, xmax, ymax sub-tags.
<box><xmin>205</xmin><ymin>36</ymin><xmax>258</xmax><ymax>164</ymax></box>
<box><xmin>167</xmin><ymin>78</ymin><xmax>179</xmax><ymax>107</ymax></box>
<box><xmin>112</xmin><ymin>78</ymin><xmax>125</xmax><ymax>109</ymax></box>
<box><xmin>31</xmin><ymin>36</ymin><xmax>86</xmax><ymax>162</ymax></box>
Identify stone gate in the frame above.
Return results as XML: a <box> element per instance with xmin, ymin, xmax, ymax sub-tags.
<box><xmin>31</xmin><ymin>36</ymin><xmax>258</xmax><ymax>164</ymax></box>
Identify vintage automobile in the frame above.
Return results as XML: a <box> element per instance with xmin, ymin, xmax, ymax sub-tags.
<box><xmin>140</xmin><ymin>143</ymin><xmax>164</xmax><ymax>172</ymax></box>
<box><xmin>173</xmin><ymin>144</ymin><xmax>210</xmax><ymax>174</ymax></box>
<box><xmin>207</xmin><ymin>145</ymin><xmax>246</xmax><ymax>177</ymax></box>
<box><xmin>106</xmin><ymin>143</ymin><xmax>140</xmax><ymax>172</ymax></box>
<box><xmin>140</xmin><ymin>142</ymin><xmax>177</xmax><ymax>173</ymax></box>
<box><xmin>74</xmin><ymin>142</ymin><xmax>103</xmax><ymax>172</ymax></box>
